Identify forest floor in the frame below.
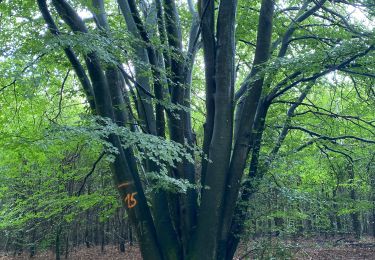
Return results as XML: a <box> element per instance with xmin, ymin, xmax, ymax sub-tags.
<box><xmin>0</xmin><ymin>245</ymin><xmax>142</xmax><ymax>260</ymax></box>
<box><xmin>1</xmin><ymin>237</ymin><xmax>375</xmax><ymax>259</ymax></box>
<box><xmin>236</xmin><ymin>236</ymin><xmax>375</xmax><ymax>259</ymax></box>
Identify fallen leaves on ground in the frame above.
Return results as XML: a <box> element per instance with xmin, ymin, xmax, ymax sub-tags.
<box><xmin>0</xmin><ymin>244</ymin><xmax>142</xmax><ymax>260</ymax></box>
<box><xmin>2</xmin><ymin>237</ymin><xmax>375</xmax><ymax>259</ymax></box>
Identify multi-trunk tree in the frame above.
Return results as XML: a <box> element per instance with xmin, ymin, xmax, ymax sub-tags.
<box><xmin>2</xmin><ymin>0</ymin><xmax>373</xmax><ymax>259</ymax></box>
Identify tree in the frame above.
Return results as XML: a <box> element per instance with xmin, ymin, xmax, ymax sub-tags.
<box><xmin>1</xmin><ymin>0</ymin><xmax>374</xmax><ymax>259</ymax></box>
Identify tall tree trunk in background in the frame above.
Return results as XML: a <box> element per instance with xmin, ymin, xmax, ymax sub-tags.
<box><xmin>128</xmin><ymin>221</ymin><xmax>133</xmax><ymax>246</ymax></box>
<box><xmin>85</xmin><ymin>209</ymin><xmax>91</xmax><ymax>248</ymax></box>
<box><xmin>55</xmin><ymin>225</ymin><xmax>61</xmax><ymax>260</ymax></box>
<box><xmin>29</xmin><ymin>224</ymin><xmax>36</xmax><ymax>258</ymax></box>
<box><xmin>93</xmin><ymin>215</ymin><xmax>99</xmax><ymax>246</ymax></box>
<box><xmin>100</xmin><ymin>221</ymin><xmax>105</xmax><ymax>253</ymax></box>
<box><xmin>118</xmin><ymin>208</ymin><xmax>126</xmax><ymax>253</ymax></box>
<box><xmin>367</xmin><ymin>154</ymin><xmax>375</xmax><ymax>238</ymax></box>
<box><xmin>348</xmin><ymin>162</ymin><xmax>361</xmax><ymax>239</ymax></box>
<box><xmin>64</xmin><ymin>234</ymin><xmax>69</xmax><ymax>259</ymax></box>
<box><xmin>332</xmin><ymin>189</ymin><xmax>342</xmax><ymax>233</ymax></box>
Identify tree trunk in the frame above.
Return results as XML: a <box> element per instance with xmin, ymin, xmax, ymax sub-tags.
<box><xmin>55</xmin><ymin>226</ymin><xmax>61</xmax><ymax>260</ymax></box>
<box><xmin>348</xmin><ymin>162</ymin><xmax>361</xmax><ymax>239</ymax></box>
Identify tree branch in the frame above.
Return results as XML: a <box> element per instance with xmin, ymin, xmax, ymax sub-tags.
<box><xmin>77</xmin><ymin>151</ymin><xmax>106</xmax><ymax>196</ymax></box>
<box><xmin>37</xmin><ymin>0</ymin><xmax>96</xmax><ymax>111</ymax></box>
<box><xmin>284</xmin><ymin>125</ymin><xmax>375</xmax><ymax>144</ymax></box>
<box><xmin>52</xmin><ymin>69</ymin><xmax>70</xmax><ymax>122</ymax></box>
<box><xmin>268</xmin><ymin>45</ymin><xmax>374</xmax><ymax>101</ymax></box>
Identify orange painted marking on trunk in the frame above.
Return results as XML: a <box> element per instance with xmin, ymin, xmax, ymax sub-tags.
<box><xmin>118</xmin><ymin>181</ymin><xmax>133</xmax><ymax>188</ymax></box>
<box><xmin>124</xmin><ymin>192</ymin><xmax>138</xmax><ymax>208</ymax></box>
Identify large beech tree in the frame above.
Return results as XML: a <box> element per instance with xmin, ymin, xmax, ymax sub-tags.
<box><xmin>3</xmin><ymin>0</ymin><xmax>373</xmax><ymax>259</ymax></box>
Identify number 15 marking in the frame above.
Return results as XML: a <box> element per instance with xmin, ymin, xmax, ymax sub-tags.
<box><xmin>124</xmin><ymin>192</ymin><xmax>137</xmax><ymax>208</ymax></box>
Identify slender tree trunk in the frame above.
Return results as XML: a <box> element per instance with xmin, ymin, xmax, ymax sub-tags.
<box><xmin>100</xmin><ymin>221</ymin><xmax>105</xmax><ymax>253</ymax></box>
<box><xmin>348</xmin><ymin>162</ymin><xmax>361</xmax><ymax>239</ymax></box>
<box><xmin>55</xmin><ymin>225</ymin><xmax>61</xmax><ymax>260</ymax></box>
<box><xmin>128</xmin><ymin>221</ymin><xmax>133</xmax><ymax>246</ymax></box>
<box><xmin>64</xmin><ymin>233</ymin><xmax>69</xmax><ymax>259</ymax></box>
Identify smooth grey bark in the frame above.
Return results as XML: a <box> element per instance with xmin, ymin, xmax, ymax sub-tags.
<box><xmin>200</xmin><ymin>0</ymin><xmax>216</xmax><ymax>186</ymax></box>
<box><xmin>162</xmin><ymin>1</ymin><xmax>198</xmax><ymax>254</ymax></box>
<box><xmin>162</xmin><ymin>0</ymin><xmax>186</xmax><ymax>146</ymax></box>
<box><xmin>120</xmin><ymin>0</ymin><xmax>168</xmax><ymax>139</ymax></box>
<box><xmin>191</xmin><ymin>0</ymin><xmax>237</xmax><ymax>259</ymax></box>
<box><xmin>117</xmin><ymin>0</ymin><xmax>157</xmax><ymax>135</ymax></box>
<box><xmin>348</xmin><ymin>162</ymin><xmax>362</xmax><ymax>239</ymax></box>
<box><xmin>155</xmin><ymin>0</ymin><xmax>172</xmax><ymax>79</ymax></box>
<box><xmin>219</xmin><ymin>3</ymin><xmax>275</xmax><ymax>258</ymax></box>
<box><xmin>119</xmin><ymin>1</ymin><xmax>198</xmax><ymax>257</ymax></box>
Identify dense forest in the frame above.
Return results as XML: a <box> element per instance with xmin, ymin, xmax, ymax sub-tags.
<box><xmin>0</xmin><ymin>0</ymin><xmax>374</xmax><ymax>259</ymax></box>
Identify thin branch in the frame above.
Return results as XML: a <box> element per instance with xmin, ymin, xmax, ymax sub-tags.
<box><xmin>339</xmin><ymin>68</ymin><xmax>375</xmax><ymax>78</ymax></box>
<box><xmin>52</xmin><ymin>69</ymin><xmax>70</xmax><ymax>121</ymax></box>
<box><xmin>0</xmin><ymin>53</ymin><xmax>45</xmax><ymax>93</ymax></box>
<box><xmin>268</xmin><ymin>45</ymin><xmax>374</xmax><ymax>101</ymax></box>
<box><xmin>191</xmin><ymin>0</ymin><xmax>213</xmax><ymax>51</ymax></box>
<box><xmin>284</xmin><ymin>125</ymin><xmax>375</xmax><ymax>144</ymax></box>
<box><xmin>292</xmin><ymin>138</ymin><xmax>318</xmax><ymax>153</ymax></box>
<box><xmin>238</xmin><ymin>39</ymin><xmax>256</xmax><ymax>47</ymax></box>
<box><xmin>321</xmin><ymin>143</ymin><xmax>353</xmax><ymax>162</ymax></box>
<box><xmin>266</xmin><ymin>83</ymin><xmax>313</xmax><ymax>165</ymax></box>
<box><xmin>276</xmin><ymin>0</ymin><xmax>327</xmax><ymax>57</ymax></box>
<box><xmin>117</xmin><ymin>65</ymin><xmax>156</xmax><ymax>98</ymax></box>
<box><xmin>294</xmin><ymin>109</ymin><xmax>375</xmax><ymax>135</ymax></box>
<box><xmin>276</xmin><ymin>100</ymin><xmax>375</xmax><ymax>127</ymax></box>
<box><xmin>321</xmin><ymin>6</ymin><xmax>371</xmax><ymax>37</ymax></box>
<box><xmin>77</xmin><ymin>151</ymin><xmax>106</xmax><ymax>196</ymax></box>
<box><xmin>37</xmin><ymin>0</ymin><xmax>96</xmax><ymax>110</ymax></box>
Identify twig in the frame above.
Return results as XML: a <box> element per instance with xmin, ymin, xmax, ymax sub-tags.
<box><xmin>77</xmin><ymin>151</ymin><xmax>106</xmax><ymax>195</ymax></box>
<box><xmin>0</xmin><ymin>53</ymin><xmax>45</xmax><ymax>93</ymax></box>
<box><xmin>52</xmin><ymin>69</ymin><xmax>70</xmax><ymax>121</ymax></box>
<box><xmin>281</xmin><ymin>125</ymin><xmax>375</xmax><ymax>144</ymax></box>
